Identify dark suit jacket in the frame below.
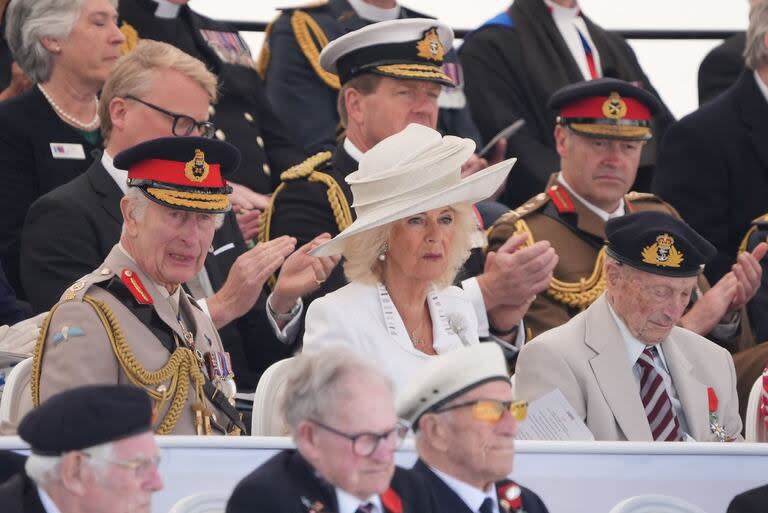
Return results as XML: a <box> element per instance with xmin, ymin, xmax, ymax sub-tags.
<box><xmin>0</xmin><ymin>450</ymin><xmax>26</xmax><ymax>484</ymax></box>
<box><xmin>21</xmin><ymin>159</ymin><xmax>291</xmax><ymax>389</ymax></box>
<box><xmin>0</xmin><ymin>86</ymin><xmax>100</xmax><ymax>297</ymax></box>
<box><xmin>0</xmin><ymin>473</ymin><xmax>45</xmax><ymax>513</ymax></box>
<box><xmin>412</xmin><ymin>459</ymin><xmax>549</xmax><ymax>513</ymax></box>
<box><xmin>118</xmin><ymin>0</ymin><xmax>305</xmax><ymax>192</ymax></box>
<box><xmin>227</xmin><ymin>449</ymin><xmax>435</xmax><ymax>513</ymax></box>
<box><xmin>459</xmin><ymin>0</ymin><xmax>674</xmax><ymax>208</ymax></box>
<box><xmin>698</xmin><ymin>32</ymin><xmax>745</xmax><ymax>105</ymax></box>
<box><xmin>727</xmin><ymin>483</ymin><xmax>768</xmax><ymax>513</ymax></box>
<box><xmin>653</xmin><ymin>71</ymin><xmax>768</xmax><ymax>284</ymax></box>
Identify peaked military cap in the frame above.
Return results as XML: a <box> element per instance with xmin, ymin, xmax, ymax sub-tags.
<box><xmin>319</xmin><ymin>18</ymin><xmax>454</xmax><ymax>86</ymax></box>
<box><xmin>115</xmin><ymin>136</ymin><xmax>240</xmax><ymax>213</ymax></box>
<box><xmin>18</xmin><ymin>385</ymin><xmax>153</xmax><ymax>456</ymax></box>
<box><xmin>605</xmin><ymin>211</ymin><xmax>716</xmax><ymax>278</ymax></box>
<box><xmin>549</xmin><ymin>78</ymin><xmax>661</xmax><ymax>140</ymax></box>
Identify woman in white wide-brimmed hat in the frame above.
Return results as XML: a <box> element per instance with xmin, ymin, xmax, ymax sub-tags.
<box><xmin>302</xmin><ymin>124</ymin><xmax>515</xmax><ymax>392</ymax></box>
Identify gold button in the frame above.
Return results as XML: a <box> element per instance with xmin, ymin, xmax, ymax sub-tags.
<box><xmin>256</xmin><ymin>136</ymin><xmax>264</xmax><ymax>148</ymax></box>
<box><xmin>100</xmin><ymin>267</ymin><xmax>111</xmax><ymax>275</ymax></box>
<box><xmin>208</xmin><ymin>105</ymin><xmax>216</xmax><ymax>116</ymax></box>
<box><xmin>244</xmin><ymin>112</ymin><xmax>254</xmax><ymax>123</ymax></box>
<box><xmin>125</xmin><ymin>270</ymin><xmax>132</xmax><ymax>277</ymax></box>
<box><xmin>262</xmin><ymin>163</ymin><xmax>271</xmax><ymax>176</ymax></box>
<box><xmin>215</xmin><ymin>129</ymin><xmax>226</xmax><ymax>141</ymax></box>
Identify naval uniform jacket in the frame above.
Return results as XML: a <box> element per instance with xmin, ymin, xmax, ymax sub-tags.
<box><xmin>486</xmin><ymin>174</ymin><xmax>752</xmax><ymax>355</ymax></box>
<box><xmin>20</xmin><ymin>158</ymin><xmax>291</xmax><ymax>390</ymax></box>
<box><xmin>118</xmin><ymin>0</ymin><xmax>305</xmax><ymax>192</ymax></box>
<box><xmin>227</xmin><ymin>449</ymin><xmax>435</xmax><ymax>513</ymax></box>
<box><xmin>0</xmin><ymin>474</ymin><xmax>45</xmax><ymax>513</ymax></box>
<box><xmin>515</xmin><ymin>294</ymin><xmax>743</xmax><ymax>442</ymax></box>
<box><xmin>263</xmin><ymin>0</ymin><xmax>481</xmax><ymax>154</ymax></box>
<box><xmin>652</xmin><ymin>70</ymin><xmax>768</xmax><ymax>286</ymax></box>
<box><xmin>459</xmin><ymin>0</ymin><xmax>674</xmax><ymax>208</ymax></box>
<box><xmin>0</xmin><ymin>86</ymin><xmax>100</xmax><ymax>298</ymax></box>
<box><xmin>412</xmin><ymin>459</ymin><xmax>549</xmax><ymax>513</ymax></box>
<box><xmin>34</xmin><ymin>245</ymin><xmax>238</xmax><ymax>435</ymax></box>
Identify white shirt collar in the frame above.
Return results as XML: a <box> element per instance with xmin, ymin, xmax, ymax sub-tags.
<box><xmin>343</xmin><ymin>137</ymin><xmax>365</xmax><ymax>163</ymax></box>
<box><xmin>37</xmin><ymin>487</ymin><xmax>63</xmax><ymax>513</ymax></box>
<box><xmin>152</xmin><ymin>0</ymin><xmax>181</xmax><ymax>18</ymax></box>
<box><xmin>348</xmin><ymin>0</ymin><xmax>401</xmax><ymax>22</ymax></box>
<box><xmin>754</xmin><ymin>70</ymin><xmax>768</xmax><ymax>105</ymax></box>
<box><xmin>543</xmin><ymin>0</ymin><xmax>580</xmax><ymax>20</ymax></box>
<box><xmin>606</xmin><ymin>296</ymin><xmax>670</xmax><ymax>373</ymax></box>
<box><xmin>430</xmin><ymin>465</ymin><xmax>499</xmax><ymax>513</ymax></box>
<box><xmin>102</xmin><ymin>150</ymin><xmax>128</xmax><ymax>195</ymax></box>
<box><xmin>335</xmin><ymin>487</ymin><xmax>383</xmax><ymax>513</ymax></box>
<box><xmin>557</xmin><ymin>172</ymin><xmax>625</xmax><ymax>221</ymax></box>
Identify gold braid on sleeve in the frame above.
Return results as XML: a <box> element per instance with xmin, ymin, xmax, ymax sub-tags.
<box><xmin>513</xmin><ymin>218</ymin><xmax>607</xmax><ymax>311</ymax></box>
<box><xmin>290</xmin><ymin>10</ymin><xmax>340</xmax><ymax>90</ymax></box>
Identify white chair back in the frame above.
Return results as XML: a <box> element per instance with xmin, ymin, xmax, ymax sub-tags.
<box><xmin>168</xmin><ymin>491</ymin><xmax>229</xmax><ymax>513</ymax></box>
<box><xmin>0</xmin><ymin>357</ymin><xmax>34</xmax><ymax>429</ymax></box>
<box><xmin>608</xmin><ymin>494</ymin><xmax>708</xmax><ymax>513</ymax></box>
<box><xmin>744</xmin><ymin>370</ymin><xmax>767</xmax><ymax>442</ymax></box>
<box><xmin>251</xmin><ymin>357</ymin><xmax>294</xmax><ymax>436</ymax></box>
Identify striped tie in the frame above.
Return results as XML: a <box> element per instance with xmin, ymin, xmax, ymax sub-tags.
<box><xmin>636</xmin><ymin>347</ymin><xmax>682</xmax><ymax>441</ymax></box>
<box><xmin>355</xmin><ymin>503</ymin><xmax>374</xmax><ymax>513</ymax></box>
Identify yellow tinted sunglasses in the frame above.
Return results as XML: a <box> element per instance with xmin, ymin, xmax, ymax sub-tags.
<box><xmin>435</xmin><ymin>399</ymin><xmax>528</xmax><ymax>423</ymax></box>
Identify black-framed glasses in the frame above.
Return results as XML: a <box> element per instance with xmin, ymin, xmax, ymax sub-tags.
<box><xmin>124</xmin><ymin>95</ymin><xmax>215</xmax><ymax>138</ymax></box>
<box><xmin>82</xmin><ymin>451</ymin><xmax>161</xmax><ymax>479</ymax></box>
<box><xmin>310</xmin><ymin>419</ymin><xmax>409</xmax><ymax>457</ymax></box>
<box><xmin>434</xmin><ymin>399</ymin><xmax>528</xmax><ymax>423</ymax></box>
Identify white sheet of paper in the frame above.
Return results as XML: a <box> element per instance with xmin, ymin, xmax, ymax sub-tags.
<box><xmin>516</xmin><ymin>389</ymin><xmax>595</xmax><ymax>441</ymax></box>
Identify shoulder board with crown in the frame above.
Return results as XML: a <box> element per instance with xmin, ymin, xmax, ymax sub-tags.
<box><xmin>60</xmin><ymin>266</ymin><xmax>117</xmax><ymax>303</ymax></box>
<box><xmin>279</xmin><ymin>151</ymin><xmax>334</xmax><ymax>181</ymax></box>
<box><xmin>287</xmin><ymin>6</ymin><xmax>340</xmax><ymax>89</ymax></box>
<box><xmin>624</xmin><ymin>191</ymin><xmax>664</xmax><ymax>207</ymax></box>
<box><xmin>738</xmin><ymin>212</ymin><xmax>768</xmax><ymax>254</ymax></box>
<box><xmin>488</xmin><ymin>191</ymin><xmax>550</xmax><ymax>250</ymax></box>
<box><xmin>497</xmin><ymin>191</ymin><xmax>551</xmax><ymax>225</ymax></box>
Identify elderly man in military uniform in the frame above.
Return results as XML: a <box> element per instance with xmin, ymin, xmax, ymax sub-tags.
<box><xmin>33</xmin><ymin>137</ymin><xmax>251</xmax><ymax>436</ymax></box>
<box><xmin>398</xmin><ymin>343</ymin><xmax>549</xmax><ymax>513</ymax></box>
<box><xmin>263</xmin><ymin>18</ymin><xmax>558</xmax><ymax>351</ymax></box>
<box><xmin>1</xmin><ymin>384</ymin><xmax>162</xmax><ymax>513</ymax></box>
<box><xmin>117</xmin><ymin>0</ymin><xmax>307</xmax><ymax>235</ymax></box>
<box><xmin>487</xmin><ymin>78</ymin><xmax>765</xmax><ymax>356</ymax></box>
<box><xmin>516</xmin><ymin>212</ymin><xmax>744</xmax><ymax>442</ymax></box>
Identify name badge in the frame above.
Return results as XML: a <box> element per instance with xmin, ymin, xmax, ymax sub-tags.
<box><xmin>50</xmin><ymin>143</ymin><xmax>86</xmax><ymax>160</ymax></box>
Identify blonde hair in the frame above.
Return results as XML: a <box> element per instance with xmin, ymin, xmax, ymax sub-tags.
<box><xmin>342</xmin><ymin>202</ymin><xmax>477</xmax><ymax>289</ymax></box>
<box><xmin>99</xmin><ymin>39</ymin><xmax>218</xmax><ymax>141</ymax></box>
<box><xmin>746</xmin><ymin>1</ymin><xmax>768</xmax><ymax>69</ymax></box>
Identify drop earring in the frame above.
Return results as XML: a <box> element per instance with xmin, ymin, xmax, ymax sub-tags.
<box><xmin>378</xmin><ymin>241</ymin><xmax>389</xmax><ymax>262</ymax></box>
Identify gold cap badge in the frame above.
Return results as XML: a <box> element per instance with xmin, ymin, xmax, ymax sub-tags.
<box><xmin>641</xmin><ymin>233</ymin><xmax>684</xmax><ymax>268</ymax></box>
<box><xmin>602</xmin><ymin>92</ymin><xmax>628</xmax><ymax>120</ymax></box>
<box><xmin>185</xmin><ymin>149</ymin><xmax>210</xmax><ymax>183</ymax></box>
<box><xmin>416</xmin><ymin>28</ymin><xmax>444</xmax><ymax>62</ymax></box>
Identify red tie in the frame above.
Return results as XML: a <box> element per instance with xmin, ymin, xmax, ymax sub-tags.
<box><xmin>636</xmin><ymin>347</ymin><xmax>682</xmax><ymax>441</ymax></box>
<box><xmin>575</xmin><ymin>27</ymin><xmax>599</xmax><ymax>79</ymax></box>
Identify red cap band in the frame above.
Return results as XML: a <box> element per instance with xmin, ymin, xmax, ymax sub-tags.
<box><xmin>560</xmin><ymin>95</ymin><xmax>651</xmax><ymax>122</ymax></box>
<box><xmin>128</xmin><ymin>158</ymin><xmax>225</xmax><ymax>188</ymax></box>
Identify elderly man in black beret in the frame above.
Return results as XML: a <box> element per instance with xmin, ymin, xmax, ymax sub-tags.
<box><xmin>398</xmin><ymin>343</ymin><xmax>549</xmax><ymax>513</ymax></box>
<box><xmin>0</xmin><ymin>384</ymin><xmax>162</xmax><ymax>513</ymax></box>
<box><xmin>515</xmin><ymin>211</ymin><xmax>743</xmax><ymax>442</ymax></box>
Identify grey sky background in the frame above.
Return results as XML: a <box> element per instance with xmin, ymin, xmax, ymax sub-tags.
<box><xmin>194</xmin><ymin>1</ymin><xmax>750</xmax><ymax>119</ymax></box>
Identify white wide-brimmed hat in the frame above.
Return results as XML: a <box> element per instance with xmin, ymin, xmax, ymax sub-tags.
<box><xmin>310</xmin><ymin>124</ymin><xmax>516</xmax><ymax>257</ymax></box>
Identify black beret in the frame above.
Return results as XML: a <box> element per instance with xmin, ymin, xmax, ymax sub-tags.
<box><xmin>115</xmin><ymin>136</ymin><xmax>241</xmax><ymax>214</ymax></box>
<box><xmin>18</xmin><ymin>385</ymin><xmax>153</xmax><ymax>456</ymax></box>
<box><xmin>605</xmin><ymin>211</ymin><xmax>716</xmax><ymax>278</ymax></box>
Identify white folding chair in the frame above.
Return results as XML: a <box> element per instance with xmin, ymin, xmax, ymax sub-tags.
<box><xmin>168</xmin><ymin>492</ymin><xmax>229</xmax><ymax>513</ymax></box>
<box><xmin>744</xmin><ymin>370</ymin><xmax>767</xmax><ymax>442</ymax></box>
<box><xmin>251</xmin><ymin>357</ymin><xmax>294</xmax><ymax>436</ymax></box>
<box><xmin>608</xmin><ymin>494</ymin><xmax>708</xmax><ymax>513</ymax></box>
<box><xmin>0</xmin><ymin>357</ymin><xmax>34</xmax><ymax>429</ymax></box>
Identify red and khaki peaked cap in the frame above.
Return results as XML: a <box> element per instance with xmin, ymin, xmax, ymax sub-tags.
<box><xmin>115</xmin><ymin>136</ymin><xmax>240</xmax><ymax>213</ymax></box>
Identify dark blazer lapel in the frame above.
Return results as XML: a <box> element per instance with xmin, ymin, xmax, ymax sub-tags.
<box><xmin>288</xmin><ymin>451</ymin><xmax>339</xmax><ymax>513</ymax></box>
<box><xmin>736</xmin><ymin>71</ymin><xmax>768</xmax><ymax>172</ymax></box>
<box><xmin>411</xmin><ymin>459</ymin><xmax>474</xmax><ymax>513</ymax></box>
<box><xmin>86</xmin><ymin>159</ymin><xmax>124</xmax><ymax>225</ymax></box>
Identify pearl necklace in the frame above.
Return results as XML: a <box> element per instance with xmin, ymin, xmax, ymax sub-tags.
<box><xmin>37</xmin><ymin>84</ymin><xmax>100</xmax><ymax>131</ymax></box>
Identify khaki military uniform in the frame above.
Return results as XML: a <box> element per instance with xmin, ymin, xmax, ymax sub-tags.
<box><xmin>488</xmin><ymin>174</ymin><xmax>752</xmax><ymax>353</ymax></box>
<box><xmin>31</xmin><ymin>245</ymin><xmax>243</xmax><ymax>436</ymax></box>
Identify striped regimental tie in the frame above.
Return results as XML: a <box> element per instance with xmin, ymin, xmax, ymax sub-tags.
<box><xmin>636</xmin><ymin>346</ymin><xmax>682</xmax><ymax>441</ymax></box>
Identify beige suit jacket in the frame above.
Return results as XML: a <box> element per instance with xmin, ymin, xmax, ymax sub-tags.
<box><xmin>515</xmin><ymin>294</ymin><xmax>743</xmax><ymax>441</ymax></box>
<box><xmin>33</xmin><ymin>245</ymin><xmax>233</xmax><ymax>435</ymax></box>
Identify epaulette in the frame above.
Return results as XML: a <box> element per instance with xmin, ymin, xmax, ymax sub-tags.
<box><xmin>751</xmin><ymin>213</ymin><xmax>768</xmax><ymax>227</ymax></box>
<box><xmin>119</xmin><ymin>21</ymin><xmax>139</xmax><ymax>55</ymax></box>
<box><xmin>60</xmin><ymin>265</ymin><xmax>115</xmax><ymax>302</ymax></box>
<box><xmin>624</xmin><ymin>191</ymin><xmax>663</xmax><ymax>206</ymax></box>
<box><xmin>279</xmin><ymin>151</ymin><xmax>333</xmax><ymax>181</ymax></box>
<box><xmin>494</xmin><ymin>191</ymin><xmax>550</xmax><ymax>227</ymax></box>
<box><xmin>738</xmin><ymin>213</ymin><xmax>768</xmax><ymax>254</ymax></box>
<box><xmin>289</xmin><ymin>8</ymin><xmax>340</xmax><ymax>89</ymax></box>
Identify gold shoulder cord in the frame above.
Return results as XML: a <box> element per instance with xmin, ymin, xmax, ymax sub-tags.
<box><xmin>513</xmin><ymin>218</ymin><xmax>607</xmax><ymax>310</ymax></box>
<box><xmin>738</xmin><ymin>225</ymin><xmax>758</xmax><ymax>254</ymax></box>
<box><xmin>256</xmin><ymin>17</ymin><xmax>276</xmax><ymax>79</ymax></box>
<box><xmin>32</xmin><ymin>297</ymin><xmax>208</xmax><ymax>435</ymax></box>
<box><xmin>290</xmin><ymin>10</ymin><xmax>340</xmax><ymax>90</ymax></box>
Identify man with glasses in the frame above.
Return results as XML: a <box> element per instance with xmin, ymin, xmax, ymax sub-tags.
<box><xmin>0</xmin><ymin>384</ymin><xmax>162</xmax><ymax>513</ymax></box>
<box><xmin>227</xmin><ymin>347</ymin><xmax>435</xmax><ymax>513</ymax></box>
<box><xmin>21</xmin><ymin>40</ymin><xmax>334</xmax><ymax>390</ymax></box>
<box><xmin>397</xmin><ymin>343</ymin><xmax>549</xmax><ymax>513</ymax></box>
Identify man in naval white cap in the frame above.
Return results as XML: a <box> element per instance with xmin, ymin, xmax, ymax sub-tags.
<box><xmin>397</xmin><ymin>343</ymin><xmax>549</xmax><ymax>513</ymax></box>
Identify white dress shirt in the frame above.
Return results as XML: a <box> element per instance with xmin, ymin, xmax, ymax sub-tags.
<box><xmin>557</xmin><ymin>172</ymin><xmax>624</xmax><ymax>221</ymax></box>
<box><xmin>431</xmin><ymin>465</ymin><xmax>499</xmax><ymax>513</ymax></box>
<box><xmin>38</xmin><ymin>487</ymin><xmax>63</xmax><ymax>513</ymax></box>
<box><xmin>336</xmin><ymin>487</ymin><xmax>383</xmax><ymax>513</ymax></box>
<box><xmin>543</xmin><ymin>0</ymin><xmax>602</xmax><ymax>81</ymax></box>
<box><xmin>347</xmin><ymin>0</ymin><xmax>400</xmax><ymax>22</ymax></box>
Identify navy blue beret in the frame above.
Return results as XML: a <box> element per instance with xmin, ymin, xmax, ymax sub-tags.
<box><xmin>605</xmin><ymin>211</ymin><xmax>716</xmax><ymax>277</ymax></box>
<box><xmin>18</xmin><ymin>385</ymin><xmax>153</xmax><ymax>456</ymax></box>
